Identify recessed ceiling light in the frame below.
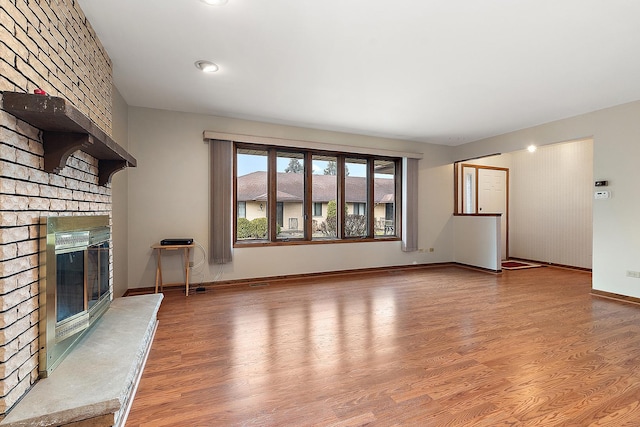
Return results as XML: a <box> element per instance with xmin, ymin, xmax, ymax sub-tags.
<box><xmin>195</xmin><ymin>60</ymin><xmax>219</xmax><ymax>73</ymax></box>
<box><xmin>201</xmin><ymin>0</ymin><xmax>228</xmax><ymax>5</ymax></box>
<box><xmin>527</xmin><ymin>145</ymin><xmax>537</xmax><ymax>153</ymax></box>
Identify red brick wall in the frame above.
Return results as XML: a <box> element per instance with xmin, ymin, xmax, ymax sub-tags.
<box><xmin>0</xmin><ymin>0</ymin><xmax>113</xmax><ymax>415</ymax></box>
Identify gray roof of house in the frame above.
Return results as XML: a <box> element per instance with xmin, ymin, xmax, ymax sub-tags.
<box><xmin>237</xmin><ymin>171</ymin><xmax>395</xmax><ymax>203</ymax></box>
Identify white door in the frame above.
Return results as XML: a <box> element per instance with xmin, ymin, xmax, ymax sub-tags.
<box><xmin>478</xmin><ymin>168</ymin><xmax>508</xmax><ymax>259</ymax></box>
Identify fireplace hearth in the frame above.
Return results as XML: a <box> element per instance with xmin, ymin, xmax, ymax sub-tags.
<box><xmin>1</xmin><ymin>217</ymin><xmax>162</xmax><ymax>427</ymax></box>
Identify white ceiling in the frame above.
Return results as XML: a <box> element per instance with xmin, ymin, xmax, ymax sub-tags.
<box><xmin>78</xmin><ymin>0</ymin><xmax>640</xmax><ymax>146</ymax></box>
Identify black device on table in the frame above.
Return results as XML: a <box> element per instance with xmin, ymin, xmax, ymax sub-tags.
<box><xmin>160</xmin><ymin>238</ymin><xmax>193</xmax><ymax>246</ymax></box>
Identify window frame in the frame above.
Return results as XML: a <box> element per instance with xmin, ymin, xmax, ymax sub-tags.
<box><xmin>234</xmin><ymin>142</ymin><xmax>401</xmax><ymax>247</ymax></box>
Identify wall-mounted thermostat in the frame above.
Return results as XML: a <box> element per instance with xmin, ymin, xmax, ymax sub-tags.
<box><xmin>594</xmin><ymin>191</ymin><xmax>611</xmax><ymax>199</ymax></box>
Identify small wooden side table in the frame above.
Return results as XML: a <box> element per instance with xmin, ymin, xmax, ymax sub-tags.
<box><xmin>151</xmin><ymin>243</ymin><xmax>195</xmax><ymax>296</ymax></box>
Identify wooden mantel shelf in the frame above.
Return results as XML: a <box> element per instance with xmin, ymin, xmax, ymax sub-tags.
<box><xmin>1</xmin><ymin>91</ymin><xmax>137</xmax><ymax>185</ymax></box>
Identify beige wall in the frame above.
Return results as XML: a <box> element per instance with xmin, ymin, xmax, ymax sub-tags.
<box><xmin>508</xmin><ymin>139</ymin><xmax>593</xmax><ymax>268</ymax></box>
<box><xmin>453</xmin><ymin>215</ymin><xmax>501</xmax><ymax>270</ymax></box>
<box><xmin>245</xmin><ymin>201</ymin><xmax>265</xmax><ymax>221</ymax></box>
<box><xmin>126</xmin><ymin>107</ymin><xmax>453</xmax><ymax>288</ymax></box>
<box><xmin>453</xmin><ymin>101</ymin><xmax>640</xmax><ymax>297</ymax></box>
<box><xmin>111</xmin><ymin>86</ymin><xmax>129</xmax><ymax>297</ymax></box>
<box><xmin>282</xmin><ymin>202</ymin><xmax>302</xmax><ymax>230</ymax></box>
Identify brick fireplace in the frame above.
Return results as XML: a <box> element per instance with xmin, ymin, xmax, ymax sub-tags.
<box><xmin>0</xmin><ymin>0</ymin><xmax>119</xmax><ymax>416</ymax></box>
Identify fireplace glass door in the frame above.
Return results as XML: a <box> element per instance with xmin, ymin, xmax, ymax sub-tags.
<box><xmin>56</xmin><ymin>249</ymin><xmax>86</xmax><ymax>323</ymax></box>
<box><xmin>88</xmin><ymin>241</ymin><xmax>109</xmax><ymax>310</ymax></box>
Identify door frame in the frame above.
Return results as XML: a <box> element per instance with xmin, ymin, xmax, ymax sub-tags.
<box><xmin>455</xmin><ymin>163</ymin><xmax>510</xmax><ymax>259</ymax></box>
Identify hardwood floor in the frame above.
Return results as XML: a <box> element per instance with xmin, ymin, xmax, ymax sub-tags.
<box><xmin>125</xmin><ymin>266</ymin><xmax>640</xmax><ymax>426</ymax></box>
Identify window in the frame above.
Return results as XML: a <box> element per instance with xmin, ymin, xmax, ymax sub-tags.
<box><xmin>344</xmin><ymin>158</ymin><xmax>368</xmax><ymax>237</ymax></box>
<box><xmin>312</xmin><ymin>203</ymin><xmax>322</xmax><ymax>217</ymax></box>
<box><xmin>312</xmin><ymin>154</ymin><xmax>337</xmax><ymax>240</ymax></box>
<box><xmin>235</xmin><ymin>148</ymin><xmax>268</xmax><ymax>241</ymax></box>
<box><xmin>352</xmin><ymin>203</ymin><xmax>366</xmax><ymax>215</ymax></box>
<box><xmin>234</xmin><ymin>142</ymin><xmax>400</xmax><ymax>245</ymax></box>
<box><xmin>374</xmin><ymin>159</ymin><xmax>396</xmax><ymax>236</ymax></box>
<box><xmin>277</xmin><ymin>152</ymin><xmax>304</xmax><ymax>240</ymax></box>
<box><xmin>237</xmin><ymin>201</ymin><xmax>246</xmax><ymax>219</ymax></box>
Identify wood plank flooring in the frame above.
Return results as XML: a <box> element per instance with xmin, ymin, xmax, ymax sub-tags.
<box><xmin>125</xmin><ymin>266</ymin><xmax>640</xmax><ymax>426</ymax></box>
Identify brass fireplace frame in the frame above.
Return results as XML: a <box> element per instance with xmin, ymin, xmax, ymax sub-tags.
<box><xmin>39</xmin><ymin>215</ymin><xmax>111</xmax><ymax>377</ymax></box>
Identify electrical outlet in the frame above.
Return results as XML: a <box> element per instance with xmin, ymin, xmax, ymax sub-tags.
<box><xmin>627</xmin><ymin>270</ymin><xmax>640</xmax><ymax>278</ymax></box>
<box><xmin>418</xmin><ymin>248</ymin><xmax>425</xmax><ymax>253</ymax></box>
<box><xmin>189</xmin><ymin>261</ymin><xmax>194</xmax><ymax>268</ymax></box>
<box><xmin>429</xmin><ymin>248</ymin><xmax>435</xmax><ymax>252</ymax></box>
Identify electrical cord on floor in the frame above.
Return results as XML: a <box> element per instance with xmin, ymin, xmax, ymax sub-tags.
<box><xmin>190</xmin><ymin>240</ymin><xmax>206</xmax><ymax>290</ymax></box>
<box><xmin>189</xmin><ymin>240</ymin><xmax>224</xmax><ymax>292</ymax></box>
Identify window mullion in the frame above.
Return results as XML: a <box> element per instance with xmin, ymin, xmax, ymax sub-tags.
<box><xmin>395</xmin><ymin>159</ymin><xmax>402</xmax><ymax>238</ymax></box>
<box><xmin>337</xmin><ymin>155</ymin><xmax>345</xmax><ymax>239</ymax></box>
<box><xmin>233</xmin><ymin>144</ymin><xmax>238</xmax><ymax>241</ymax></box>
<box><xmin>268</xmin><ymin>148</ymin><xmax>277</xmax><ymax>241</ymax></box>
<box><xmin>367</xmin><ymin>158</ymin><xmax>375</xmax><ymax>238</ymax></box>
<box><xmin>304</xmin><ymin>151</ymin><xmax>312</xmax><ymax>240</ymax></box>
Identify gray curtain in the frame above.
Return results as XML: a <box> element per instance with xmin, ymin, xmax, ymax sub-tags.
<box><xmin>402</xmin><ymin>157</ymin><xmax>418</xmax><ymax>252</ymax></box>
<box><xmin>210</xmin><ymin>139</ymin><xmax>233</xmax><ymax>263</ymax></box>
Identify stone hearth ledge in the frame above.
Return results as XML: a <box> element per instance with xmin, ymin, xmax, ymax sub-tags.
<box><xmin>0</xmin><ymin>294</ymin><xmax>163</xmax><ymax>427</ymax></box>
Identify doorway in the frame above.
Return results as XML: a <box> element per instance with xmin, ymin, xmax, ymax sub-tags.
<box><xmin>458</xmin><ymin>164</ymin><xmax>509</xmax><ymax>260</ymax></box>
